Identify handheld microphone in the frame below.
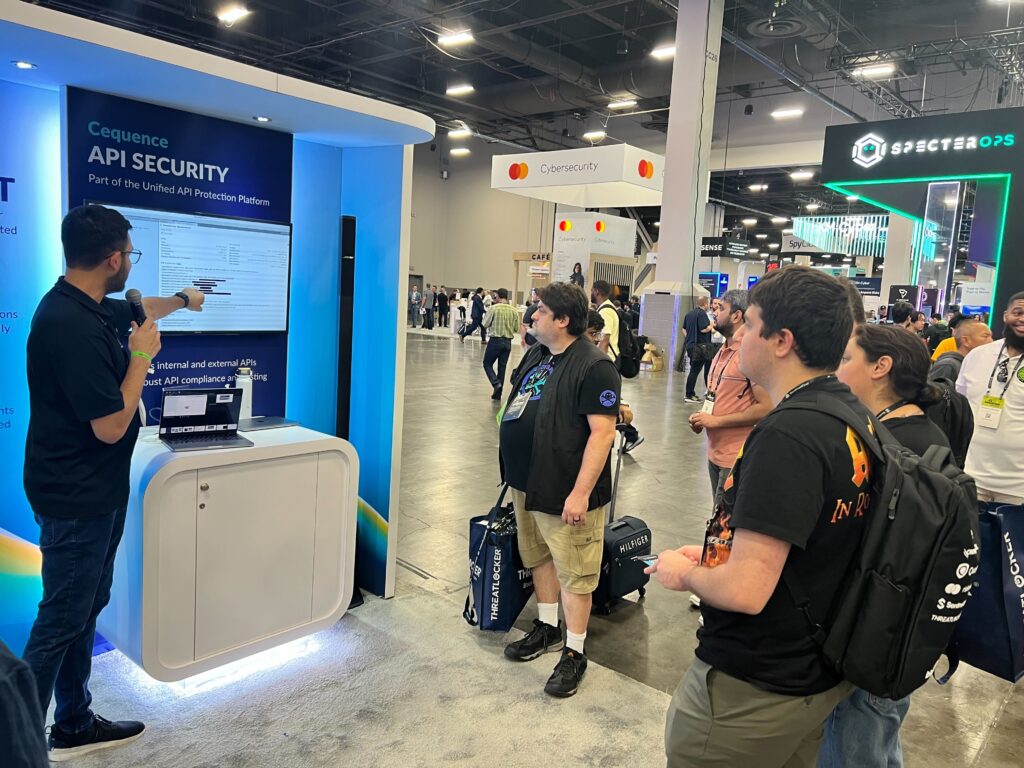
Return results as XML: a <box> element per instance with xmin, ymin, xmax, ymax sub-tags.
<box><xmin>125</xmin><ymin>288</ymin><xmax>146</xmax><ymax>326</ymax></box>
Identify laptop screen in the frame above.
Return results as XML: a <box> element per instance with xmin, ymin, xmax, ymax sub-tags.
<box><xmin>159</xmin><ymin>388</ymin><xmax>242</xmax><ymax>437</ymax></box>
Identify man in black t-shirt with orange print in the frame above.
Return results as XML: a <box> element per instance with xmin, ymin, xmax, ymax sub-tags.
<box><xmin>648</xmin><ymin>265</ymin><xmax>869</xmax><ymax>768</ymax></box>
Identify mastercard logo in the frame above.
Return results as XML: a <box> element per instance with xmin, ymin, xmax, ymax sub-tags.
<box><xmin>508</xmin><ymin>162</ymin><xmax>529</xmax><ymax>180</ymax></box>
<box><xmin>595</xmin><ymin>220</ymin><xmax>606</xmax><ymax>233</ymax></box>
<box><xmin>558</xmin><ymin>220</ymin><xmax>573</xmax><ymax>232</ymax></box>
<box><xmin>638</xmin><ymin>159</ymin><xmax>655</xmax><ymax>179</ymax></box>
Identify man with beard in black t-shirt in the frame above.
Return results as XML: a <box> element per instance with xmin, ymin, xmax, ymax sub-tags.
<box><xmin>649</xmin><ymin>266</ymin><xmax>867</xmax><ymax>767</ymax></box>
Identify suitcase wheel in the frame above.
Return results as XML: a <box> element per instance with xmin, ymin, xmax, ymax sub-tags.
<box><xmin>638</xmin><ymin>586</ymin><xmax>646</xmax><ymax>599</ymax></box>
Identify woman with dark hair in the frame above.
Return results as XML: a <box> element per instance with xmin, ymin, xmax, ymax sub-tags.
<box><xmin>569</xmin><ymin>262</ymin><xmax>585</xmax><ymax>289</ymax></box>
<box><xmin>820</xmin><ymin>323</ymin><xmax>950</xmax><ymax>768</ymax></box>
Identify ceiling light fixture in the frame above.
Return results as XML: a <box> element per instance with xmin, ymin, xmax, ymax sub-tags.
<box><xmin>782</xmin><ymin>228</ymin><xmax>793</xmax><ymax>234</ymax></box>
<box><xmin>654</xmin><ymin>221</ymin><xmax>661</xmax><ymax>227</ymax></box>
<box><xmin>756</xmin><ymin>233</ymin><xmax>768</xmax><ymax>240</ymax></box>
<box><xmin>12</xmin><ymin>60</ymin><xmax>37</xmax><ymax>70</ymax></box>
<box><xmin>446</xmin><ymin>83</ymin><xmax>475</xmax><ymax>96</ymax></box>
<box><xmin>805</xmin><ymin>203</ymin><xmax>821</xmax><ymax>211</ymax></box>
<box><xmin>582</xmin><ymin>130</ymin><xmax>607</xmax><ymax>142</ymax></box>
<box><xmin>650</xmin><ymin>45</ymin><xmax>676</xmax><ymax>60</ymax></box>
<box><xmin>771</xmin><ymin>107</ymin><xmax>805</xmax><ymax>120</ymax></box>
<box><xmin>935</xmin><ymin>257</ymin><xmax>946</xmax><ymax>263</ymax></box>
<box><xmin>748</xmin><ymin>247</ymin><xmax>759</xmax><ymax>253</ymax></box>
<box><xmin>216</xmin><ymin>4</ymin><xmax>250</xmax><ymax>26</ymax></box>
<box><xmin>252</xmin><ymin>115</ymin><xmax>272</xmax><ymax>123</ymax></box>
<box><xmin>608</xmin><ymin>99</ymin><xmax>638</xmax><ymax>110</ymax></box>
<box><xmin>448</xmin><ymin>127</ymin><xmax>472</xmax><ymax>139</ymax></box>
<box><xmin>768</xmin><ymin>243</ymin><xmax>780</xmax><ymax>249</ymax></box>
<box><xmin>846</xmin><ymin>195</ymin><xmax>859</xmax><ymax>202</ymax></box>
<box><xmin>438</xmin><ymin>30</ymin><xmax>474</xmax><ymax>47</ymax></box>
<box><xmin>790</xmin><ymin>170</ymin><xmax>815</xmax><ymax>181</ymax></box>
<box><xmin>450</xmin><ymin>147</ymin><xmax>471</xmax><ymax>157</ymax></box>
<box><xmin>741</xmin><ymin>217</ymin><xmax>758</xmax><ymax>226</ymax></box>
<box><xmin>853</xmin><ymin>62</ymin><xmax>897</xmax><ymax>79</ymax></box>
<box><xmin>748</xmin><ymin>183</ymin><xmax>768</xmax><ymax>192</ymax></box>
<box><xmin>771</xmin><ymin>216</ymin><xmax>788</xmax><ymax>224</ymax></box>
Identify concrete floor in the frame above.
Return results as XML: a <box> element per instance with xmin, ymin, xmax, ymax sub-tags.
<box><xmin>396</xmin><ymin>328</ymin><xmax>1023</xmax><ymax>768</ymax></box>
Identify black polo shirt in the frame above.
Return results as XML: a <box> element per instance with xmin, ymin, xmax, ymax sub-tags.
<box><xmin>24</xmin><ymin>278</ymin><xmax>140</xmax><ymax>519</ymax></box>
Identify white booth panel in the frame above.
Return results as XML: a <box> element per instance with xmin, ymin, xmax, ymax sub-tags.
<box><xmin>156</xmin><ymin>469</ymin><xmax>198</xmax><ymax>671</ymax></box>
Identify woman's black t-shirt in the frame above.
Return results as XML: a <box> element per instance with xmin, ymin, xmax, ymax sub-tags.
<box><xmin>883</xmin><ymin>413</ymin><xmax>950</xmax><ymax>457</ymax></box>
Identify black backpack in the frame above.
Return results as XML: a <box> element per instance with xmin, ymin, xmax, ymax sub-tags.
<box><xmin>778</xmin><ymin>392</ymin><xmax>981</xmax><ymax>700</ymax></box>
<box><xmin>609</xmin><ymin>304</ymin><xmax>640</xmax><ymax>378</ymax></box>
<box><xmin>926</xmin><ymin>377</ymin><xmax>974</xmax><ymax>469</ymax></box>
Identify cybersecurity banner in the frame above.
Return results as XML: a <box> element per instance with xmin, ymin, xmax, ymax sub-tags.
<box><xmin>66</xmin><ymin>87</ymin><xmax>292</xmax><ymax>223</ymax></box>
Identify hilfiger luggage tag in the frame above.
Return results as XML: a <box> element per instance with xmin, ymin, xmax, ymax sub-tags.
<box><xmin>701</xmin><ymin>391</ymin><xmax>716</xmax><ymax>415</ymax></box>
<box><xmin>978</xmin><ymin>395</ymin><xmax>1005</xmax><ymax>429</ymax></box>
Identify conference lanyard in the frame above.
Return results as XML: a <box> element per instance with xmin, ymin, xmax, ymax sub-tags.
<box><xmin>876</xmin><ymin>400</ymin><xmax>909</xmax><ymax>419</ymax></box>
<box><xmin>782</xmin><ymin>374</ymin><xmax>837</xmax><ymax>401</ymax></box>
<box><xmin>985</xmin><ymin>343</ymin><xmax>1024</xmax><ymax>400</ymax></box>
<box><xmin>706</xmin><ymin>344</ymin><xmax>752</xmax><ymax>401</ymax></box>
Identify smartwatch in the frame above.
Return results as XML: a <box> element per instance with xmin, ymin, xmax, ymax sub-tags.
<box><xmin>175</xmin><ymin>290</ymin><xmax>190</xmax><ymax>308</ymax></box>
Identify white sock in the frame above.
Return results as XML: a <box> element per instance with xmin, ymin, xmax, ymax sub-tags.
<box><xmin>566</xmin><ymin>630</ymin><xmax>586</xmax><ymax>654</ymax></box>
<box><xmin>537</xmin><ymin>602</ymin><xmax>559</xmax><ymax>628</ymax></box>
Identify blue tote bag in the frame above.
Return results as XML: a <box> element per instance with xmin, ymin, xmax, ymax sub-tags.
<box><xmin>463</xmin><ymin>485</ymin><xmax>534</xmax><ymax>632</ymax></box>
<box><xmin>951</xmin><ymin>501</ymin><xmax>1024</xmax><ymax>683</ymax></box>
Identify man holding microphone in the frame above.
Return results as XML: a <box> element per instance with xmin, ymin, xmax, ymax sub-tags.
<box><xmin>23</xmin><ymin>204</ymin><xmax>203</xmax><ymax>761</ymax></box>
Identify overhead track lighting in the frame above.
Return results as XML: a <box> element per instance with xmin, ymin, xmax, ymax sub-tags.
<box><xmin>748</xmin><ymin>183</ymin><xmax>768</xmax><ymax>192</ymax></box>
<box><xmin>741</xmin><ymin>217</ymin><xmax>758</xmax><ymax>226</ymax></box>
<box><xmin>756</xmin><ymin>233</ymin><xmax>768</xmax><ymax>240</ymax></box>
<box><xmin>582</xmin><ymin>130</ymin><xmax>607</xmax><ymax>142</ymax></box>
<box><xmin>608</xmin><ymin>99</ymin><xmax>638</xmax><ymax>110</ymax></box>
<box><xmin>805</xmin><ymin>203</ymin><xmax>821</xmax><ymax>211</ymax></box>
<box><xmin>852</xmin><ymin>62</ymin><xmax>896</xmax><ymax>79</ymax></box>
<box><xmin>771</xmin><ymin>216</ymin><xmax>788</xmax><ymax>224</ymax></box>
<box><xmin>450</xmin><ymin>147</ymin><xmax>471</xmax><ymax>157</ymax></box>
<box><xmin>771</xmin><ymin>108</ymin><xmax>804</xmax><ymax>120</ymax></box>
<box><xmin>650</xmin><ymin>45</ymin><xmax>676</xmax><ymax>60</ymax></box>
<box><xmin>768</xmin><ymin>243</ymin><xmax>780</xmax><ymax>249</ymax></box>
<box><xmin>446</xmin><ymin>83</ymin><xmax>475</xmax><ymax>96</ymax></box>
<box><xmin>846</xmin><ymin>195</ymin><xmax>859</xmax><ymax>202</ymax></box>
<box><xmin>216</xmin><ymin>4</ymin><xmax>250</xmax><ymax>26</ymax></box>
<box><xmin>438</xmin><ymin>30</ymin><xmax>474</xmax><ymax>47</ymax></box>
<box><xmin>790</xmin><ymin>170</ymin><xmax>814</xmax><ymax>181</ymax></box>
<box><xmin>448</xmin><ymin>127</ymin><xmax>472</xmax><ymax>139</ymax></box>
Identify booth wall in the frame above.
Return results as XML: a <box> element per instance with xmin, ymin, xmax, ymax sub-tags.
<box><xmin>288</xmin><ymin>140</ymin><xmax>343</xmax><ymax>434</ymax></box>
<box><xmin>410</xmin><ymin>143</ymin><xmax>555</xmax><ymax>292</ymax></box>
<box><xmin>0</xmin><ymin>80</ymin><xmax>61</xmax><ymax>655</ymax></box>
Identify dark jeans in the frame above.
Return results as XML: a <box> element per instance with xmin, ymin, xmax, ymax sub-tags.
<box><xmin>409</xmin><ymin>305</ymin><xmax>419</xmax><ymax>327</ymax></box>
<box><xmin>685</xmin><ymin>347</ymin><xmax>713</xmax><ymax>398</ymax></box>
<box><xmin>438</xmin><ymin>307</ymin><xmax>449</xmax><ymax>327</ymax></box>
<box><xmin>483</xmin><ymin>336</ymin><xmax>512</xmax><ymax>389</ymax></box>
<box><xmin>23</xmin><ymin>506</ymin><xmax>127</xmax><ymax>733</ymax></box>
<box><xmin>461</xmin><ymin>318</ymin><xmax>486</xmax><ymax>343</ymax></box>
<box><xmin>708</xmin><ymin>461</ymin><xmax>728</xmax><ymax>507</ymax></box>
<box><xmin>423</xmin><ymin>306</ymin><xmax>434</xmax><ymax>329</ymax></box>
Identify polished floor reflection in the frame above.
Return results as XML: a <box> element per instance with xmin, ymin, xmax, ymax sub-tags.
<box><xmin>397</xmin><ymin>329</ymin><xmax>1022</xmax><ymax>768</ymax></box>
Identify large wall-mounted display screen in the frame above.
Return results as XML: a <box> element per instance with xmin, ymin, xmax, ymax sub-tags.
<box><xmin>103</xmin><ymin>204</ymin><xmax>291</xmax><ymax>333</ymax></box>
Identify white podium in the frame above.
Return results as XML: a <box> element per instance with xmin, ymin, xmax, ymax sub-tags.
<box><xmin>99</xmin><ymin>425</ymin><xmax>358</xmax><ymax>681</ymax></box>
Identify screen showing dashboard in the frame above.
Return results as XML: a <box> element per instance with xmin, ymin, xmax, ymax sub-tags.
<box><xmin>102</xmin><ymin>204</ymin><xmax>291</xmax><ymax>333</ymax></box>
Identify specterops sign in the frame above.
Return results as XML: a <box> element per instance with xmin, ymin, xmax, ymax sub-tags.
<box><xmin>851</xmin><ymin>131</ymin><xmax>1016</xmax><ymax>169</ymax></box>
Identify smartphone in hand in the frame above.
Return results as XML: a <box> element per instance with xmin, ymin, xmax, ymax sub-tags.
<box><xmin>631</xmin><ymin>554</ymin><xmax>658</xmax><ymax>566</ymax></box>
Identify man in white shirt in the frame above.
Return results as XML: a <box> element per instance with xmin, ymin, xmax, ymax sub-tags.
<box><xmin>956</xmin><ymin>291</ymin><xmax>1024</xmax><ymax>504</ymax></box>
<box><xmin>591</xmin><ymin>280</ymin><xmax>619</xmax><ymax>363</ymax></box>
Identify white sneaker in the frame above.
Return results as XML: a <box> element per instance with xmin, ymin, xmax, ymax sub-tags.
<box><xmin>689</xmin><ymin>594</ymin><xmax>701</xmax><ymax>608</ymax></box>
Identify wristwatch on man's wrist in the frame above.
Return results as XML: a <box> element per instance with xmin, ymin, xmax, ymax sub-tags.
<box><xmin>175</xmin><ymin>290</ymin><xmax>190</xmax><ymax>308</ymax></box>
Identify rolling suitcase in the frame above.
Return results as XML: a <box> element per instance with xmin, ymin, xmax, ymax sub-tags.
<box><xmin>592</xmin><ymin>428</ymin><xmax>651</xmax><ymax>615</ymax></box>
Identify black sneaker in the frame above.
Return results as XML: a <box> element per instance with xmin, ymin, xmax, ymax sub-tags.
<box><xmin>504</xmin><ymin>619</ymin><xmax>563</xmax><ymax>661</ymax></box>
<box><xmin>48</xmin><ymin>715</ymin><xmax>145</xmax><ymax>762</ymax></box>
<box><xmin>491</xmin><ymin>386</ymin><xmax>503</xmax><ymax>400</ymax></box>
<box><xmin>622</xmin><ymin>436</ymin><xmax>644</xmax><ymax>454</ymax></box>
<box><xmin>544</xmin><ymin>648</ymin><xmax>588</xmax><ymax>698</ymax></box>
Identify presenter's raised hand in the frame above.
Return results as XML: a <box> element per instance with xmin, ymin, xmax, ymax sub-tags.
<box><xmin>129</xmin><ymin>318</ymin><xmax>162</xmax><ymax>361</ymax></box>
<box><xmin>183</xmin><ymin>288</ymin><xmax>205</xmax><ymax>312</ymax></box>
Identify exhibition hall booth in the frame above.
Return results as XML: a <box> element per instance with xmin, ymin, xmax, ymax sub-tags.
<box><xmin>0</xmin><ymin>4</ymin><xmax>433</xmax><ymax>680</ymax></box>
<box><xmin>820</xmin><ymin>107</ymin><xmax>1024</xmax><ymax>329</ymax></box>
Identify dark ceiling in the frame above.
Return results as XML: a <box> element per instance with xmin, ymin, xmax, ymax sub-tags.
<box><xmin>22</xmin><ymin>0</ymin><xmax>1024</xmax><ymax>233</ymax></box>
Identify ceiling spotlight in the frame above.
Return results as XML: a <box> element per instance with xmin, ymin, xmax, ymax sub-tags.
<box><xmin>771</xmin><ymin>216</ymin><xmax>788</xmax><ymax>224</ymax></box>
<box><xmin>216</xmin><ymin>4</ymin><xmax>250</xmax><ymax>26</ymax></box>
<box><xmin>771</xmin><ymin>107</ymin><xmax>805</xmax><ymax>120</ymax></box>
<box><xmin>748</xmin><ymin>183</ymin><xmax>768</xmax><ymax>192</ymax></box>
<box><xmin>450</xmin><ymin>147</ymin><xmax>471</xmax><ymax>157</ymax></box>
<box><xmin>722</xmin><ymin>227</ymin><xmax>731</xmax><ymax>232</ymax></box>
<box><xmin>741</xmin><ymin>217</ymin><xmax>758</xmax><ymax>226</ymax></box>
<box><xmin>805</xmin><ymin>203</ymin><xmax>821</xmax><ymax>211</ymax></box>
<box><xmin>846</xmin><ymin>195</ymin><xmax>859</xmax><ymax>202</ymax></box>
<box><xmin>12</xmin><ymin>60</ymin><xmax>37</xmax><ymax>70</ymax></box>
<box><xmin>852</xmin><ymin>62</ymin><xmax>896</xmax><ymax>79</ymax></box>
<box><xmin>438</xmin><ymin>30</ymin><xmax>474</xmax><ymax>47</ymax></box>
<box><xmin>959</xmin><ymin>246</ymin><xmax>968</xmax><ymax>252</ymax></box>
<box><xmin>878</xmin><ymin>264</ymin><xmax>885</xmax><ymax>270</ymax></box>
<box><xmin>935</xmin><ymin>257</ymin><xmax>946</xmax><ymax>263</ymax></box>
<box><xmin>748</xmin><ymin>247</ymin><xmax>759</xmax><ymax>253</ymax></box>
<box><xmin>446</xmin><ymin>83</ymin><xmax>475</xmax><ymax>96</ymax></box>
<box><xmin>756</xmin><ymin>233</ymin><xmax>768</xmax><ymax>240</ymax></box>
<box><xmin>760</xmin><ymin>252</ymin><xmax>769</xmax><ymax>257</ymax></box>
<box><xmin>582</xmin><ymin>130</ymin><xmax>607</xmax><ymax>142</ymax></box>
<box><xmin>654</xmin><ymin>221</ymin><xmax>661</xmax><ymax>227</ymax></box>
<box><xmin>790</xmin><ymin>170</ymin><xmax>815</xmax><ymax>181</ymax></box>
<box><xmin>252</xmin><ymin>115</ymin><xmax>272</xmax><ymax>123</ymax></box>
<box><xmin>650</xmin><ymin>45</ymin><xmax>676</xmax><ymax>60</ymax></box>
<box><xmin>448</xmin><ymin>127</ymin><xmax>472</xmax><ymax>139</ymax></box>
<box><xmin>608</xmin><ymin>99</ymin><xmax>638</xmax><ymax>110</ymax></box>
<box><xmin>768</xmin><ymin>243</ymin><xmax>780</xmax><ymax>249</ymax></box>
<box><xmin>782</xmin><ymin>228</ymin><xmax>793</xmax><ymax>234</ymax></box>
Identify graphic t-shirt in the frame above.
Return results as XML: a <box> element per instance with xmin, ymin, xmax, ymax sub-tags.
<box><xmin>499</xmin><ymin>354</ymin><xmax>621</xmax><ymax>495</ymax></box>
<box><xmin>696</xmin><ymin>376</ymin><xmax>873</xmax><ymax>696</ymax></box>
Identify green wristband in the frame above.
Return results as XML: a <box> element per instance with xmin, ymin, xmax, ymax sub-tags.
<box><xmin>132</xmin><ymin>350</ymin><xmax>153</xmax><ymax>362</ymax></box>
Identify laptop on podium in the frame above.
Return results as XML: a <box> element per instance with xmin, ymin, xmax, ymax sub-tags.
<box><xmin>158</xmin><ymin>388</ymin><xmax>254</xmax><ymax>452</ymax></box>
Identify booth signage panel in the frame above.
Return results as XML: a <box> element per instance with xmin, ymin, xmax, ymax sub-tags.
<box><xmin>961</xmin><ymin>282</ymin><xmax>994</xmax><ymax>307</ymax></box>
<box><xmin>888</xmin><ymin>285</ymin><xmax>922</xmax><ymax>306</ymax></box>
<box><xmin>66</xmin><ymin>88</ymin><xmax>293</xmax><ymax>223</ymax></box>
<box><xmin>851</xmin><ymin>277</ymin><xmax>882</xmax><ymax>297</ymax></box>
<box><xmin>822</xmin><ymin>108</ymin><xmax>1022</xmax><ymax>182</ymax></box>
<box><xmin>701</xmin><ymin>237</ymin><xmax>752</xmax><ymax>260</ymax></box>
<box><xmin>698</xmin><ymin>272</ymin><xmax>729</xmax><ymax>298</ymax></box>
<box><xmin>551</xmin><ymin>212</ymin><xmax>636</xmax><ymax>284</ymax></box>
<box><xmin>492</xmin><ymin>144</ymin><xmax>663</xmax><ymax>192</ymax></box>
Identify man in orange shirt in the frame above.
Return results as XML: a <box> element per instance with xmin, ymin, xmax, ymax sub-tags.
<box><xmin>688</xmin><ymin>289</ymin><xmax>774</xmax><ymax>503</ymax></box>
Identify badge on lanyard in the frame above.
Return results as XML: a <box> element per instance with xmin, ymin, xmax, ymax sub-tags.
<box><xmin>701</xmin><ymin>391</ymin><xmax>716</xmax><ymax>415</ymax></box>
<box><xmin>978</xmin><ymin>394</ymin><xmax>1005</xmax><ymax>429</ymax></box>
<box><xmin>502</xmin><ymin>391</ymin><xmax>531</xmax><ymax>422</ymax></box>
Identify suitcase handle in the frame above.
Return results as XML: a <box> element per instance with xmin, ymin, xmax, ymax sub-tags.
<box><xmin>608</xmin><ymin>520</ymin><xmax>630</xmax><ymax>532</ymax></box>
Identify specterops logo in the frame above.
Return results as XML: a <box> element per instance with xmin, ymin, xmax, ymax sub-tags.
<box><xmin>851</xmin><ymin>131</ymin><xmax>1016</xmax><ymax>168</ymax></box>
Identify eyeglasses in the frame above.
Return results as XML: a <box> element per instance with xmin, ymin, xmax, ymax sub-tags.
<box><xmin>121</xmin><ymin>249</ymin><xmax>143</xmax><ymax>264</ymax></box>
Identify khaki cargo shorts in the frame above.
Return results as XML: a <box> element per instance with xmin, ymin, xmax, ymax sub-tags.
<box><xmin>509</xmin><ymin>488</ymin><xmax>607</xmax><ymax>595</ymax></box>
